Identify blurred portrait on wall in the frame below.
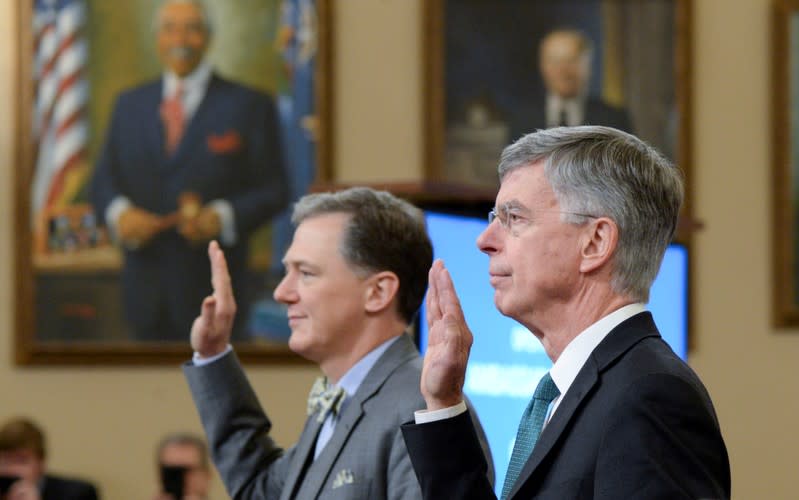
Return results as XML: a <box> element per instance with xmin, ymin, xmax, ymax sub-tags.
<box><xmin>440</xmin><ymin>0</ymin><xmax>680</xmax><ymax>188</ymax></box>
<box><xmin>25</xmin><ymin>0</ymin><xmax>320</xmax><ymax>350</ymax></box>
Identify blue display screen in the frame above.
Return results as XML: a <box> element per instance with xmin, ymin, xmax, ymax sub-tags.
<box><xmin>418</xmin><ymin>211</ymin><xmax>688</xmax><ymax>494</ymax></box>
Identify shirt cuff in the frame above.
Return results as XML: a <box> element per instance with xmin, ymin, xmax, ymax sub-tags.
<box><xmin>106</xmin><ymin>196</ymin><xmax>130</xmax><ymax>232</ymax></box>
<box><xmin>106</xmin><ymin>196</ymin><xmax>139</xmax><ymax>249</ymax></box>
<box><xmin>192</xmin><ymin>345</ymin><xmax>233</xmax><ymax>366</ymax></box>
<box><xmin>209</xmin><ymin>199</ymin><xmax>237</xmax><ymax>246</ymax></box>
<box><xmin>414</xmin><ymin>400</ymin><xmax>468</xmax><ymax>424</ymax></box>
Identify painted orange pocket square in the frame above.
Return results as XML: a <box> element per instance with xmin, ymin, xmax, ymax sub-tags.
<box><xmin>207</xmin><ymin>130</ymin><xmax>243</xmax><ymax>154</ymax></box>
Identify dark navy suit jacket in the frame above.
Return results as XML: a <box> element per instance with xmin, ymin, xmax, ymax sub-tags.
<box><xmin>402</xmin><ymin>312</ymin><xmax>731</xmax><ymax>499</ymax></box>
<box><xmin>90</xmin><ymin>73</ymin><xmax>288</xmax><ymax>341</ymax></box>
<box><xmin>508</xmin><ymin>97</ymin><xmax>633</xmax><ymax>141</ymax></box>
<box><xmin>41</xmin><ymin>474</ymin><xmax>99</xmax><ymax>500</ymax></box>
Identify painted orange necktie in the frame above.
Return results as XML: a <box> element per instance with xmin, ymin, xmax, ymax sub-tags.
<box><xmin>160</xmin><ymin>83</ymin><xmax>185</xmax><ymax>155</ymax></box>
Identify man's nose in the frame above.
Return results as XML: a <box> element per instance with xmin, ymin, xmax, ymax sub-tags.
<box><xmin>477</xmin><ymin>221</ymin><xmax>502</xmax><ymax>255</ymax></box>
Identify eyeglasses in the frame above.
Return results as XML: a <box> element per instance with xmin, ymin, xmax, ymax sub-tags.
<box><xmin>488</xmin><ymin>206</ymin><xmax>597</xmax><ymax>233</ymax></box>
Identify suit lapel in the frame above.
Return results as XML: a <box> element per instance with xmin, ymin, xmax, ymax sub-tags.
<box><xmin>145</xmin><ymin>81</ymin><xmax>167</xmax><ymax>164</ymax></box>
<box><xmin>279</xmin><ymin>417</ymin><xmax>323</xmax><ymax>500</ymax></box>
<box><xmin>508</xmin><ymin>312</ymin><xmax>661</xmax><ymax>499</ymax></box>
<box><xmin>294</xmin><ymin>334</ymin><xmax>419</xmax><ymax>497</ymax></box>
<box><xmin>297</xmin><ymin>390</ymin><xmax>367</xmax><ymax>496</ymax></box>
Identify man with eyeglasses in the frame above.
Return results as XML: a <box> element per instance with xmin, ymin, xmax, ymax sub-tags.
<box><xmin>401</xmin><ymin>126</ymin><xmax>730</xmax><ymax>499</ymax></box>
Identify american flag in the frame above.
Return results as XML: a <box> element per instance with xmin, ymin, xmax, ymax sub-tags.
<box><xmin>270</xmin><ymin>0</ymin><xmax>317</xmax><ymax>277</ymax></box>
<box><xmin>31</xmin><ymin>0</ymin><xmax>89</xmax><ymax>221</ymax></box>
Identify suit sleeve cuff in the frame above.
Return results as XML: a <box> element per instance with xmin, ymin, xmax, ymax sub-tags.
<box><xmin>192</xmin><ymin>345</ymin><xmax>233</xmax><ymax>366</ymax></box>
<box><xmin>106</xmin><ymin>196</ymin><xmax>130</xmax><ymax>235</ymax></box>
<box><xmin>106</xmin><ymin>196</ymin><xmax>141</xmax><ymax>250</ymax></box>
<box><xmin>414</xmin><ymin>400</ymin><xmax>467</xmax><ymax>424</ymax></box>
<box><xmin>209</xmin><ymin>199</ymin><xmax>237</xmax><ymax>246</ymax></box>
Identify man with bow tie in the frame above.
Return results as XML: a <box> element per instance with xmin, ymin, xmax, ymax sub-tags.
<box><xmin>183</xmin><ymin>187</ymin><xmax>493</xmax><ymax>499</ymax></box>
<box><xmin>89</xmin><ymin>0</ymin><xmax>287</xmax><ymax>341</ymax></box>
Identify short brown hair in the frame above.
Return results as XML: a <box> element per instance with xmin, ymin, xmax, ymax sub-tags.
<box><xmin>291</xmin><ymin>187</ymin><xmax>433</xmax><ymax>323</ymax></box>
<box><xmin>0</xmin><ymin>417</ymin><xmax>46</xmax><ymax>459</ymax></box>
<box><xmin>156</xmin><ymin>432</ymin><xmax>209</xmax><ymax>470</ymax></box>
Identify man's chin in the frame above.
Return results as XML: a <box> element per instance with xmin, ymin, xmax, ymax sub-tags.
<box><xmin>287</xmin><ymin>333</ymin><xmax>313</xmax><ymax>360</ymax></box>
<box><xmin>493</xmin><ymin>294</ymin><xmax>514</xmax><ymax>318</ymax></box>
<box><xmin>168</xmin><ymin>61</ymin><xmax>200</xmax><ymax>77</ymax></box>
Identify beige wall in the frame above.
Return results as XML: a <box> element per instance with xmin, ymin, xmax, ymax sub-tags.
<box><xmin>690</xmin><ymin>1</ymin><xmax>799</xmax><ymax>497</ymax></box>
<box><xmin>1</xmin><ymin>0</ymin><xmax>796</xmax><ymax>498</ymax></box>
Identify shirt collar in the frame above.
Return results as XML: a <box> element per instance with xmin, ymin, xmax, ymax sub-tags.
<box><xmin>549</xmin><ymin>303</ymin><xmax>646</xmax><ymax>397</ymax></box>
<box><xmin>334</xmin><ymin>335</ymin><xmax>402</xmax><ymax>398</ymax></box>
<box><xmin>162</xmin><ymin>60</ymin><xmax>213</xmax><ymax>98</ymax></box>
<box><xmin>546</xmin><ymin>93</ymin><xmax>584</xmax><ymax>111</ymax></box>
<box><xmin>546</xmin><ymin>93</ymin><xmax>586</xmax><ymax>127</ymax></box>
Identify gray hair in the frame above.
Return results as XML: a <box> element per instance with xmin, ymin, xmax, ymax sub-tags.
<box><xmin>156</xmin><ymin>432</ymin><xmax>209</xmax><ymax>469</ymax></box>
<box><xmin>498</xmin><ymin>126</ymin><xmax>684</xmax><ymax>302</ymax></box>
<box><xmin>291</xmin><ymin>187</ymin><xmax>433</xmax><ymax>323</ymax></box>
<box><xmin>153</xmin><ymin>0</ymin><xmax>214</xmax><ymax>34</ymax></box>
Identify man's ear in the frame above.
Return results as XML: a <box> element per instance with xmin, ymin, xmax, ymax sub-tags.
<box><xmin>579</xmin><ymin>217</ymin><xmax>618</xmax><ymax>274</ymax></box>
<box><xmin>364</xmin><ymin>271</ymin><xmax>400</xmax><ymax>314</ymax></box>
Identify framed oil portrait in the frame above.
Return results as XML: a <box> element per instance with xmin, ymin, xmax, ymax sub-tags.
<box><xmin>14</xmin><ymin>0</ymin><xmax>333</xmax><ymax>364</ymax></box>
<box><xmin>772</xmin><ymin>0</ymin><xmax>799</xmax><ymax>327</ymax></box>
<box><xmin>423</xmin><ymin>0</ymin><xmax>694</xmax><ymax>232</ymax></box>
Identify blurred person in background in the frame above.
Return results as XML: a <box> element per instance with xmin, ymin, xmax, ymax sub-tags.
<box><xmin>152</xmin><ymin>433</ymin><xmax>211</xmax><ymax>500</ymax></box>
<box><xmin>0</xmin><ymin>417</ymin><xmax>98</xmax><ymax>500</ymax></box>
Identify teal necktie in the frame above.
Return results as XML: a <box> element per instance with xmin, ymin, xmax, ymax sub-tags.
<box><xmin>500</xmin><ymin>372</ymin><xmax>560</xmax><ymax>500</ymax></box>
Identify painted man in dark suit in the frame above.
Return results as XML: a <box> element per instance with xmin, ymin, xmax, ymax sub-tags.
<box><xmin>401</xmin><ymin>126</ymin><xmax>730</xmax><ymax>499</ymax></box>
<box><xmin>184</xmin><ymin>188</ymin><xmax>493</xmax><ymax>499</ymax></box>
<box><xmin>90</xmin><ymin>0</ymin><xmax>287</xmax><ymax>341</ymax></box>
<box><xmin>0</xmin><ymin>417</ymin><xmax>99</xmax><ymax>500</ymax></box>
<box><xmin>510</xmin><ymin>29</ymin><xmax>632</xmax><ymax>139</ymax></box>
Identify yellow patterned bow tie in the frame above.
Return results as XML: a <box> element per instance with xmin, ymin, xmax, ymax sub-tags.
<box><xmin>307</xmin><ymin>376</ymin><xmax>346</xmax><ymax>423</ymax></box>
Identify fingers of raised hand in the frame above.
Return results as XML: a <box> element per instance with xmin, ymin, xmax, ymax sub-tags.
<box><xmin>207</xmin><ymin>241</ymin><xmax>236</xmax><ymax>325</ymax></box>
<box><xmin>437</xmin><ymin>266</ymin><xmax>466</xmax><ymax>321</ymax></box>
<box><xmin>426</xmin><ymin>262</ymin><xmax>443</xmax><ymax>329</ymax></box>
<box><xmin>421</xmin><ymin>315</ymin><xmax>470</xmax><ymax>409</ymax></box>
<box><xmin>209</xmin><ymin>241</ymin><xmax>233</xmax><ymax>298</ymax></box>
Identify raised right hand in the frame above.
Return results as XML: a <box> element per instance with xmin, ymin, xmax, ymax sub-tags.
<box><xmin>117</xmin><ymin>206</ymin><xmax>167</xmax><ymax>247</ymax></box>
<box><xmin>190</xmin><ymin>241</ymin><xmax>237</xmax><ymax>358</ymax></box>
<box><xmin>420</xmin><ymin>259</ymin><xmax>474</xmax><ymax>410</ymax></box>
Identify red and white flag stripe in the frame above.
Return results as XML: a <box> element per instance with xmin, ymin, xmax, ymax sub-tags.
<box><xmin>31</xmin><ymin>0</ymin><xmax>89</xmax><ymax>218</ymax></box>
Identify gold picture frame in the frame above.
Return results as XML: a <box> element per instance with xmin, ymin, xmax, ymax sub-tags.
<box><xmin>772</xmin><ymin>0</ymin><xmax>799</xmax><ymax>327</ymax></box>
<box><xmin>14</xmin><ymin>0</ymin><xmax>333</xmax><ymax>364</ymax></box>
<box><xmin>422</xmin><ymin>0</ymin><xmax>695</xmax><ymax>239</ymax></box>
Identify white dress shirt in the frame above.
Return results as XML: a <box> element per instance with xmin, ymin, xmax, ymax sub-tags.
<box><xmin>546</xmin><ymin>303</ymin><xmax>645</xmax><ymax>422</ymax></box>
<box><xmin>414</xmin><ymin>303</ymin><xmax>647</xmax><ymax>425</ymax></box>
<box><xmin>545</xmin><ymin>93</ymin><xmax>586</xmax><ymax>128</ymax></box>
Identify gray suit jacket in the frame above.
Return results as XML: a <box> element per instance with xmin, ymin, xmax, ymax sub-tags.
<box><xmin>185</xmin><ymin>334</ymin><xmax>493</xmax><ymax>499</ymax></box>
